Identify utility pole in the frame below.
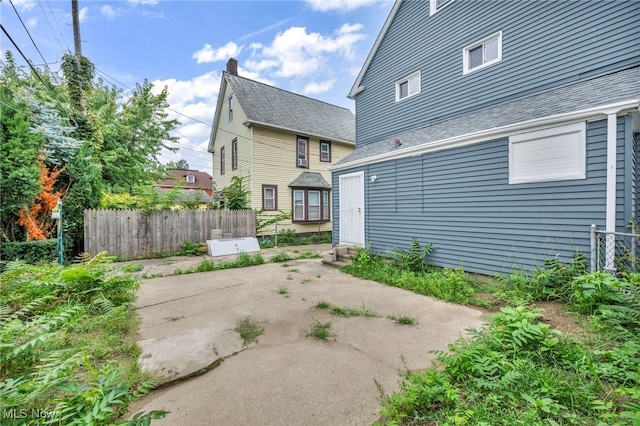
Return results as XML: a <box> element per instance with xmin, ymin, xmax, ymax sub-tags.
<box><xmin>71</xmin><ymin>0</ymin><xmax>82</xmax><ymax>56</ymax></box>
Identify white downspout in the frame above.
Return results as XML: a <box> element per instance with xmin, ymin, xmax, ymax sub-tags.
<box><xmin>605</xmin><ymin>113</ymin><xmax>618</xmax><ymax>272</ymax></box>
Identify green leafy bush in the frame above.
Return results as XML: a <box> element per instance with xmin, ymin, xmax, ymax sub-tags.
<box><xmin>0</xmin><ymin>239</ymin><xmax>57</xmax><ymax>269</ymax></box>
<box><xmin>174</xmin><ymin>240</ymin><xmax>207</xmax><ymax>256</ymax></box>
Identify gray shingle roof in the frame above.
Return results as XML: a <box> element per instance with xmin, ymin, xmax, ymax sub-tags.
<box><xmin>288</xmin><ymin>172</ymin><xmax>331</xmax><ymax>189</ymax></box>
<box><xmin>225</xmin><ymin>72</ymin><xmax>355</xmax><ymax>143</ymax></box>
<box><xmin>336</xmin><ymin>66</ymin><xmax>640</xmax><ymax>167</ymax></box>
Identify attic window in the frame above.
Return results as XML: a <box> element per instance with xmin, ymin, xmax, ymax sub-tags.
<box><xmin>463</xmin><ymin>31</ymin><xmax>502</xmax><ymax>75</ymax></box>
<box><xmin>430</xmin><ymin>0</ymin><xmax>454</xmax><ymax>15</ymax></box>
<box><xmin>186</xmin><ymin>175</ymin><xmax>195</xmax><ymax>183</ymax></box>
<box><xmin>395</xmin><ymin>71</ymin><xmax>420</xmax><ymax>102</ymax></box>
<box><xmin>228</xmin><ymin>95</ymin><xmax>234</xmax><ymax>121</ymax></box>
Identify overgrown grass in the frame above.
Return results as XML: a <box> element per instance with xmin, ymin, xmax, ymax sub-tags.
<box><xmin>173</xmin><ymin>252</ymin><xmax>265</xmax><ymax>275</ymax></box>
<box><xmin>387</xmin><ymin>315</ymin><xmax>417</xmax><ymax>326</ymax></box>
<box><xmin>0</xmin><ymin>254</ymin><xmax>164</xmax><ymax>425</ymax></box>
<box><xmin>363</xmin><ymin>243</ymin><xmax>640</xmax><ymax>425</ymax></box>
<box><xmin>342</xmin><ymin>246</ymin><xmax>476</xmax><ymax>305</ymax></box>
<box><xmin>121</xmin><ymin>263</ymin><xmax>144</xmax><ymax>273</ymax></box>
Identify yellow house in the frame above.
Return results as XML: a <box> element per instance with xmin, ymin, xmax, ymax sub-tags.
<box><xmin>208</xmin><ymin>58</ymin><xmax>355</xmax><ymax>235</ymax></box>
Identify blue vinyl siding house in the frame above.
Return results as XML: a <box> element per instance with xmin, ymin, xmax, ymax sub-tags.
<box><xmin>331</xmin><ymin>0</ymin><xmax>640</xmax><ymax>275</ymax></box>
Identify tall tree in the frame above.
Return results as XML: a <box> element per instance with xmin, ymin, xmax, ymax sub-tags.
<box><xmin>165</xmin><ymin>159</ymin><xmax>190</xmax><ymax>170</ymax></box>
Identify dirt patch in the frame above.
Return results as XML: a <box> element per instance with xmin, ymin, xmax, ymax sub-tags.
<box><xmin>534</xmin><ymin>301</ymin><xmax>587</xmax><ymax>338</ymax></box>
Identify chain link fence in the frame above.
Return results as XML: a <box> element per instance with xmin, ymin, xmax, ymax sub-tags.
<box><xmin>591</xmin><ymin>225</ymin><xmax>640</xmax><ymax>273</ymax></box>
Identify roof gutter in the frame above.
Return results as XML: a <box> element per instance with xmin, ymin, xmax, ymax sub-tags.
<box><xmin>329</xmin><ymin>99</ymin><xmax>639</xmax><ymax>172</ymax></box>
<box><xmin>243</xmin><ymin>119</ymin><xmax>355</xmax><ymax>146</ymax></box>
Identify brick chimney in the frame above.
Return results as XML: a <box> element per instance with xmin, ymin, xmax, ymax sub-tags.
<box><xmin>226</xmin><ymin>58</ymin><xmax>238</xmax><ymax>76</ymax></box>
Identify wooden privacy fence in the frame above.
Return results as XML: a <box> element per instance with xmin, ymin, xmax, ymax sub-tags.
<box><xmin>84</xmin><ymin>209</ymin><xmax>256</xmax><ymax>259</ymax></box>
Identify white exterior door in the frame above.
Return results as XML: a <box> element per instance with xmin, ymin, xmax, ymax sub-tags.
<box><xmin>339</xmin><ymin>171</ymin><xmax>365</xmax><ymax>246</ymax></box>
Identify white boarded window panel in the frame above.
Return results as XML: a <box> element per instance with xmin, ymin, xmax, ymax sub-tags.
<box><xmin>509</xmin><ymin>122</ymin><xmax>586</xmax><ymax>184</ymax></box>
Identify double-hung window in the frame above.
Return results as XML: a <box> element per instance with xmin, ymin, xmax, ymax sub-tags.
<box><xmin>231</xmin><ymin>138</ymin><xmax>238</xmax><ymax>170</ymax></box>
<box><xmin>292</xmin><ymin>189</ymin><xmax>330</xmax><ymax>222</ymax></box>
<box><xmin>463</xmin><ymin>31</ymin><xmax>502</xmax><ymax>75</ymax></box>
<box><xmin>186</xmin><ymin>175</ymin><xmax>195</xmax><ymax>183</ymax></box>
<box><xmin>262</xmin><ymin>185</ymin><xmax>277</xmax><ymax>211</ymax></box>
<box><xmin>296</xmin><ymin>136</ymin><xmax>309</xmax><ymax>168</ymax></box>
<box><xmin>396</xmin><ymin>71</ymin><xmax>420</xmax><ymax>102</ymax></box>
<box><xmin>320</xmin><ymin>141</ymin><xmax>331</xmax><ymax>162</ymax></box>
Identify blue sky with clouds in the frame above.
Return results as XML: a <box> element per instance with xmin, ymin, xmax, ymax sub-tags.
<box><xmin>1</xmin><ymin>0</ymin><xmax>392</xmax><ymax>172</ymax></box>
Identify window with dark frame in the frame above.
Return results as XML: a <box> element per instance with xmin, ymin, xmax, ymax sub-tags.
<box><xmin>291</xmin><ymin>188</ymin><xmax>330</xmax><ymax>223</ymax></box>
<box><xmin>228</xmin><ymin>95</ymin><xmax>233</xmax><ymax>121</ymax></box>
<box><xmin>296</xmin><ymin>136</ymin><xmax>309</xmax><ymax>168</ymax></box>
<box><xmin>232</xmin><ymin>138</ymin><xmax>238</xmax><ymax>170</ymax></box>
<box><xmin>262</xmin><ymin>185</ymin><xmax>277</xmax><ymax>211</ymax></box>
<box><xmin>320</xmin><ymin>141</ymin><xmax>331</xmax><ymax>162</ymax></box>
<box><xmin>220</xmin><ymin>146</ymin><xmax>225</xmax><ymax>175</ymax></box>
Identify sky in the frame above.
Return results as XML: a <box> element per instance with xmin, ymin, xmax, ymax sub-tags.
<box><xmin>0</xmin><ymin>0</ymin><xmax>393</xmax><ymax>174</ymax></box>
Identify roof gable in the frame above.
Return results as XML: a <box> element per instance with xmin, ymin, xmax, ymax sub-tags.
<box><xmin>348</xmin><ymin>0</ymin><xmax>402</xmax><ymax>99</ymax></box>
<box><xmin>157</xmin><ymin>169</ymin><xmax>213</xmax><ymax>189</ymax></box>
<box><xmin>224</xmin><ymin>72</ymin><xmax>355</xmax><ymax>143</ymax></box>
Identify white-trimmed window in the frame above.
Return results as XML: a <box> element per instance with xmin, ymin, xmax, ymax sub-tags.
<box><xmin>292</xmin><ymin>189</ymin><xmax>330</xmax><ymax>222</ymax></box>
<box><xmin>395</xmin><ymin>71</ymin><xmax>420</xmax><ymax>102</ymax></box>
<box><xmin>262</xmin><ymin>185</ymin><xmax>277</xmax><ymax>211</ymax></box>
<box><xmin>509</xmin><ymin>122</ymin><xmax>586</xmax><ymax>184</ymax></box>
<box><xmin>320</xmin><ymin>140</ymin><xmax>331</xmax><ymax>162</ymax></box>
<box><xmin>228</xmin><ymin>95</ymin><xmax>234</xmax><ymax>121</ymax></box>
<box><xmin>463</xmin><ymin>31</ymin><xmax>502</xmax><ymax>75</ymax></box>
<box><xmin>297</xmin><ymin>136</ymin><xmax>308</xmax><ymax>168</ymax></box>
<box><xmin>186</xmin><ymin>175</ymin><xmax>195</xmax><ymax>183</ymax></box>
<box><xmin>430</xmin><ymin>0</ymin><xmax>454</xmax><ymax>15</ymax></box>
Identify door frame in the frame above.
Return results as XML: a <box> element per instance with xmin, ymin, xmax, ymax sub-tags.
<box><xmin>338</xmin><ymin>171</ymin><xmax>365</xmax><ymax>246</ymax></box>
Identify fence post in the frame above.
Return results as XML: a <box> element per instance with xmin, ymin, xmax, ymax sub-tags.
<box><xmin>590</xmin><ymin>224</ymin><xmax>597</xmax><ymax>273</ymax></box>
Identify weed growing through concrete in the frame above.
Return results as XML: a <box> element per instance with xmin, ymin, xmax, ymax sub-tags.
<box><xmin>316</xmin><ymin>274</ymin><xmax>321</xmax><ymax>278</ymax></box>
<box><xmin>315</xmin><ymin>300</ymin><xmax>331</xmax><ymax>309</ymax></box>
<box><xmin>301</xmin><ymin>278</ymin><xmax>311</xmax><ymax>284</ymax></box>
<box><xmin>278</xmin><ymin>286</ymin><xmax>289</xmax><ymax>296</ymax></box>
<box><xmin>235</xmin><ymin>319</ymin><xmax>265</xmax><ymax>345</ymax></box>
<box><xmin>287</xmin><ymin>268</ymin><xmax>300</xmax><ymax>273</ymax></box>
<box><xmin>270</xmin><ymin>252</ymin><xmax>292</xmax><ymax>263</ymax></box>
<box><xmin>296</xmin><ymin>250</ymin><xmax>322</xmax><ymax>259</ymax></box>
<box><xmin>387</xmin><ymin>315</ymin><xmax>417</xmax><ymax>326</ymax></box>
<box><xmin>280</xmin><ymin>263</ymin><xmax>290</xmax><ymax>268</ymax></box>
<box><xmin>121</xmin><ymin>263</ymin><xmax>144</xmax><ymax>273</ymax></box>
<box><xmin>309</xmin><ymin>318</ymin><xmax>334</xmax><ymax>340</ymax></box>
<box><xmin>159</xmin><ymin>259</ymin><xmax>177</xmax><ymax>266</ymax></box>
<box><xmin>316</xmin><ymin>301</ymin><xmax>378</xmax><ymax>318</ymax></box>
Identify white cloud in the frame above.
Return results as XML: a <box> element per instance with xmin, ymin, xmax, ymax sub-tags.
<box><xmin>12</xmin><ymin>0</ymin><xmax>36</xmax><ymax>12</ymax></box>
<box><xmin>305</xmin><ymin>0</ymin><xmax>378</xmax><ymax>12</ymax></box>
<box><xmin>192</xmin><ymin>42</ymin><xmax>243</xmax><ymax>64</ymax></box>
<box><xmin>26</xmin><ymin>17</ymin><xmax>38</xmax><ymax>28</ymax></box>
<box><xmin>79</xmin><ymin>7</ymin><xmax>89</xmax><ymax>22</ymax></box>
<box><xmin>101</xmin><ymin>5</ymin><xmax>121</xmax><ymax>20</ymax></box>
<box><xmin>303</xmin><ymin>79</ymin><xmax>337</xmax><ymax>95</ymax></box>
<box><xmin>248</xmin><ymin>24</ymin><xmax>366</xmax><ymax>77</ymax></box>
<box><xmin>128</xmin><ymin>0</ymin><xmax>159</xmax><ymax>5</ymax></box>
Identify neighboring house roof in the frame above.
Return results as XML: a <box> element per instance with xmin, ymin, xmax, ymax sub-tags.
<box><xmin>349</xmin><ymin>0</ymin><xmax>402</xmax><ymax>99</ymax></box>
<box><xmin>157</xmin><ymin>169</ymin><xmax>213</xmax><ymax>190</ymax></box>
<box><xmin>213</xmin><ymin>72</ymin><xmax>355</xmax><ymax>147</ymax></box>
<box><xmin>288</xmin><ymin>172</ymin><xmax>331</xmax><ymax>189</ymax></box>
<box><xmin>156</xmin><ymin>188</ymin><xmax>212</xmax><ymax>203</ymax></box>
<box><xmin>334</xmin><ymin>66</ymin><xmax>640</xmax><ymax>170</ymax></box>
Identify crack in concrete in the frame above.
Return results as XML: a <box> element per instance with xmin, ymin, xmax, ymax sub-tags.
<box><xmin>136</xmin><ymin>282</ymin><xmax>247</xmax><ymax>309</ymax></box>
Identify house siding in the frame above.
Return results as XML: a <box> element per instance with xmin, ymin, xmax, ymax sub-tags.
<box><xmin>334</xmin><ymin>118</ymin><xmax>624</xmax><ymax>275</ymax></box>
<box><xmin>355</xmin><ymin>0</ymin><xmax>640</xmax><ymax>146</ymax></box>
<box><xmin>211</xmin><ymin>80</ymin><xmax>253</xmax><ymax>192</ymax></box>
<box><xmin>253</xmin><ymin>126</ymin><xmax>353</xmax><ymax>235</ymax></box>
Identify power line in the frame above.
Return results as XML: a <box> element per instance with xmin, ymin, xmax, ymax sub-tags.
<box><xmin>37</xmin><ymin>1</ymin><xmax>66</xmax><ymax>54</ymax></box>
<box><xmin>44</xmin><ymin>0</ymin><xmax>70</xmax><ymax>52</ymax></box>
<box><xmin>0</xmin><ymin>23</ymin><xmax>57</xmax><ymax>99</ymax></box>
<box><xmin>9</xmin><ymin>0</ymin><xmax>56</xmax><ymax>78</ymax></box>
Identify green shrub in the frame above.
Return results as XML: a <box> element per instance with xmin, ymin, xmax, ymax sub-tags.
<box><xmin>0</xmin><ymin>239</ymin><xmax>58</xmax><ymax>269</ymax></box>
<box><xmin>387</xmin><ymin>237</ymin><xmax>433</xmax><ymax>273</ymax></box>
<box><xmin>174</xmin><ymin>240</ymin><xmax>206</xmax><ymax>256</ymax></box>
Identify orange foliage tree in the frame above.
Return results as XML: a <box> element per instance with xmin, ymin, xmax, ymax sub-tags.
<box><xmin>17</xmin><ymin>162</ymin><xmax>65</xmax><ymax>240</ymax></box>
